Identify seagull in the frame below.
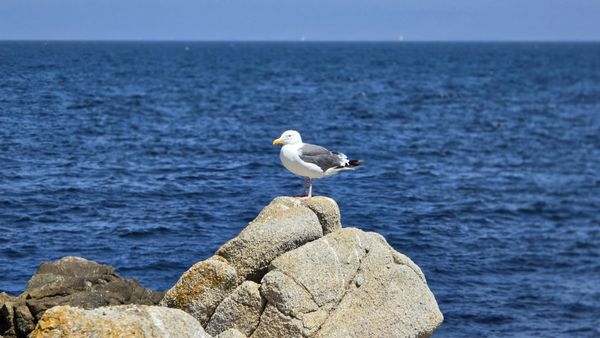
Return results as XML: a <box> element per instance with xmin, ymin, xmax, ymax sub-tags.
<box><xmin>272</xmin><ymin>130</ymin><xmax>363</xmax><ymax>198</ymax></box>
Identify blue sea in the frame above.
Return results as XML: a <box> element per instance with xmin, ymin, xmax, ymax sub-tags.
<box><xmin>1</xmin><ymin>42</ymin><xmax>599</xmax><ymax>337</ymax></box>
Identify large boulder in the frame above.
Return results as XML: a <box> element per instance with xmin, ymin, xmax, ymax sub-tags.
<box><xmin>29</xmin><ymin>304</ymin><xmax>210</xmax><ymax>338</ymax></box>
<box><xmin>254</xmin><ymin>228</ymin><xmax>443</xmax><ymax>338</ymax></box>
<box><xmin>0</xmin><ymin>256</ymin><xmax>163</xmax><ymax>338</ymax></box>
<box><xmin>162</xmin><ymin>197</ymin><xmax>340</xmax><ymax>327</ymax></box>
<box><xmin>161</xmin><ymin>196</ymin><xmax>442</xmax><ymax>337</ymax></box>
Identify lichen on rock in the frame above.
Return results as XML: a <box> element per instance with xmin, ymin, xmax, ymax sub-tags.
<box><xmin>29</xmin><ymin>304</ymin><xmax>210</xmax><ymax>338</ymax></box>
<box><xmin>160</xmin><ymin>255</ymin><xmax>238</xmax><ymax>326</ymax></box>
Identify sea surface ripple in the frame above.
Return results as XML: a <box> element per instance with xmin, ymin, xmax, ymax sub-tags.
<box><xmin>1</xmin><ymin>42</ymin><xmax>599</xmax><ymax>337</ymax></box>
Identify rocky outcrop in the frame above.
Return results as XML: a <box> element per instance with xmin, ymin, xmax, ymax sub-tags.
<box><xmin>2</xmin><ymin>195</ymin><xmax>441</xmax><ymax>337</ymax></box>
<box><xmin>162</xmin><ymin>196</ymin><xmax>443</xmax><ymax>337</ymax></box>
<box><xmin>161</xmin><ymin>197</ymin><xmax>340</xmax><ymax>327</ymax></box>
<box><xmin>29</xmin><ymin>304</ymin><xmax>210</xmax><ymax>338</ymax></box>
<box><xmin>0</xmin><ymin>256</ymin><xmax>163</xmax><ymax>338</ymax></box>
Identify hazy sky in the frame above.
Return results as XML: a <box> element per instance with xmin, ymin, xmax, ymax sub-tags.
<box><xmin>1</xmin><ymin>0</ymin><xmax>599</xmax><ymax>41</ymax></box>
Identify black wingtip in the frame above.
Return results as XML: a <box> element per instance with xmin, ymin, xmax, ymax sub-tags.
<box><xmin>348</xmin><ymin>159</ymin><xmax>363</xmax><ymax>167</ymax></box>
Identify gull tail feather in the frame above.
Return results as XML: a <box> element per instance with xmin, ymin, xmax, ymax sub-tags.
<box><xmin>324</xmin><ymin>158</ymin><xmax>363</xmax><ymax>176</ymax></box>
<box><xmin>335</xmin><ymin>159</ymin><xmax>363</xmax><ymax>170</ymax></box>
<box><xmin>347</xmin><ymin>159</ymin><xmax>363</xmax><ymax>167</ymax></box>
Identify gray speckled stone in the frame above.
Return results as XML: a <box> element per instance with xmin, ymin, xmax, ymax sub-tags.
<box><xmin>206</xmin><ymin>281</ymin><xmax>264</xmax><ymax>337</ymax></box>
<box><xmin>315</xmin><ymin>230</ymin><xmax>443</xmax><ymax>338</ymax></box>
<box><xmin>216</xmin><ymin>197</ymin><xmax>324</xmax><ymax>283</ymax></box>
<box><xmin>300</xmin><ymin>196</ymin><xmax>342</xmax><ymax>235</ymax></box>
<box><xmin>252</xmin><ymin>228</ymin><xmax>443</xmax><ymax>338</ymax></box>
<box><xmin>216</xmin><ymin>328</ymin><xmax>247</xmax><ymax>338</ymax></box>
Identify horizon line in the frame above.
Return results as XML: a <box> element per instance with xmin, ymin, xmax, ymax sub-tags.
<box><xmin>1</xmin><ymin>38</ymin><xmax>600</xmax><ymax>43</ymax></box>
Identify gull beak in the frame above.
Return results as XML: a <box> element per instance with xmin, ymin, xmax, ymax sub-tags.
<box><xmin>272</xmin><ymin>138</ymin><xmax>283</xmax><ymax>145</ymax></box>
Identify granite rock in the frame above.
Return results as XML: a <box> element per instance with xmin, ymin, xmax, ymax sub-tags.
<box><xmin>162</xmin><ymin>197</ymin><xmax>442</xmax><ymax>337</ymax></box>
<box><xmin>300</xmin><ymin>196</ymin><xmax>342</xmax><ymax>235</ymax></box>
<box><xmin>216</xmin><ymin>197</ymin><xmax>325</xmax><ymax>283</ymax></box>
<box><xmin>160</xmin><ymin>255</ymin><xmax>238</xmax><ymax>326</ymax></box>
<box><xmin>216</xmin><ymin>328</ymin><xmax>247</xmax><ymax>338</ymax></box>
<box><xmin>162</xmin><ymin>196</ymin><xmax>335</xmax><ymax>329</ymax></box>
<box><xmin>253</xmin><ymin>228</ymin><xmax>443</xmax><ymax>337</ymax></box>
<box><xmin>0</xmin><ymin>256</ymin><xmax>163</xmax><ymax>338</ymax></box>
<box><xmin>29</xmin><ymin>304</ymin><xmax>210</xmax><ymax>338</ymax></box>
<box><xmin>206</xmin><ymin>281</ymin><xmax>264</xmax><ymax>336</ymax></box>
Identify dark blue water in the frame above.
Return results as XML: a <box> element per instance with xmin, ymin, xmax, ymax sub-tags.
<box><xmin>1</xmin><ymin>42</ymin><xmax>599</xmax><ymax>336</ymax></box>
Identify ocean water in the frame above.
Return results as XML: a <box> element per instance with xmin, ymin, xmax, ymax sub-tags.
<box><xmin>1</xmin><ymin>41</ymin><xmax>599</xmax><ymax>336</ymax></box>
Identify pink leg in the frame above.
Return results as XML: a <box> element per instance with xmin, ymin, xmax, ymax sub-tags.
<box><xmin>298</xmin><ymin>178</ymin><xmax>313</xmax><ymax>199</ymax></box>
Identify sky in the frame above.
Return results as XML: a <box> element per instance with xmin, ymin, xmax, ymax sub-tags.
<box><xmin>1</xmin><ymin>0</ymin><xmax>600</xmax><ymax>41</ymax></box>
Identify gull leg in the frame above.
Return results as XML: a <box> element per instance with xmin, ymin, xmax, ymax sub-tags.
<box><xmin>298</xmin><ymin>178</ymin><xmax>313</xmax><ymax>199</ymax></box>
<box><xmin>303</xmin><ymin>177</ymin><xmax>307</xmax><ymax>196</ymax></box>
<box><xmin>296</xmin><ymin>177</ymin><xmax>307</xmax><ymax>197</ymax></box>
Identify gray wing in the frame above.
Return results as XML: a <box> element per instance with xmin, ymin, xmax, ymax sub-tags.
<box><xmin>299</xmin><ymin>143</ymin><xmax>343</xmax><ymax>172</ymax></box>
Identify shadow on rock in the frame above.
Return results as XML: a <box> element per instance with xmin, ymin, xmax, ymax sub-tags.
<box><xmin>0</xmin><ymin>256</ymin><xmax>163</xmax><ymax>338</ymax></box>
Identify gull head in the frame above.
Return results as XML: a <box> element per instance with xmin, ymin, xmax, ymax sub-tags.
<box><xmin>273</xmin><ymin>130</ymin><xmax>302</xmax><ymax>146</ymax></box>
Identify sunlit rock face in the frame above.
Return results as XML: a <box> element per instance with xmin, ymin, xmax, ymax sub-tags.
<box><xmin>29</xmin><ymin>305</ymin><xmax>210</xmax><ymax>338</ymax></box>
<box><xmin>161</xmin><ymin>196</ymin><xmax>443</xmax><ymax>337</ymax></box>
